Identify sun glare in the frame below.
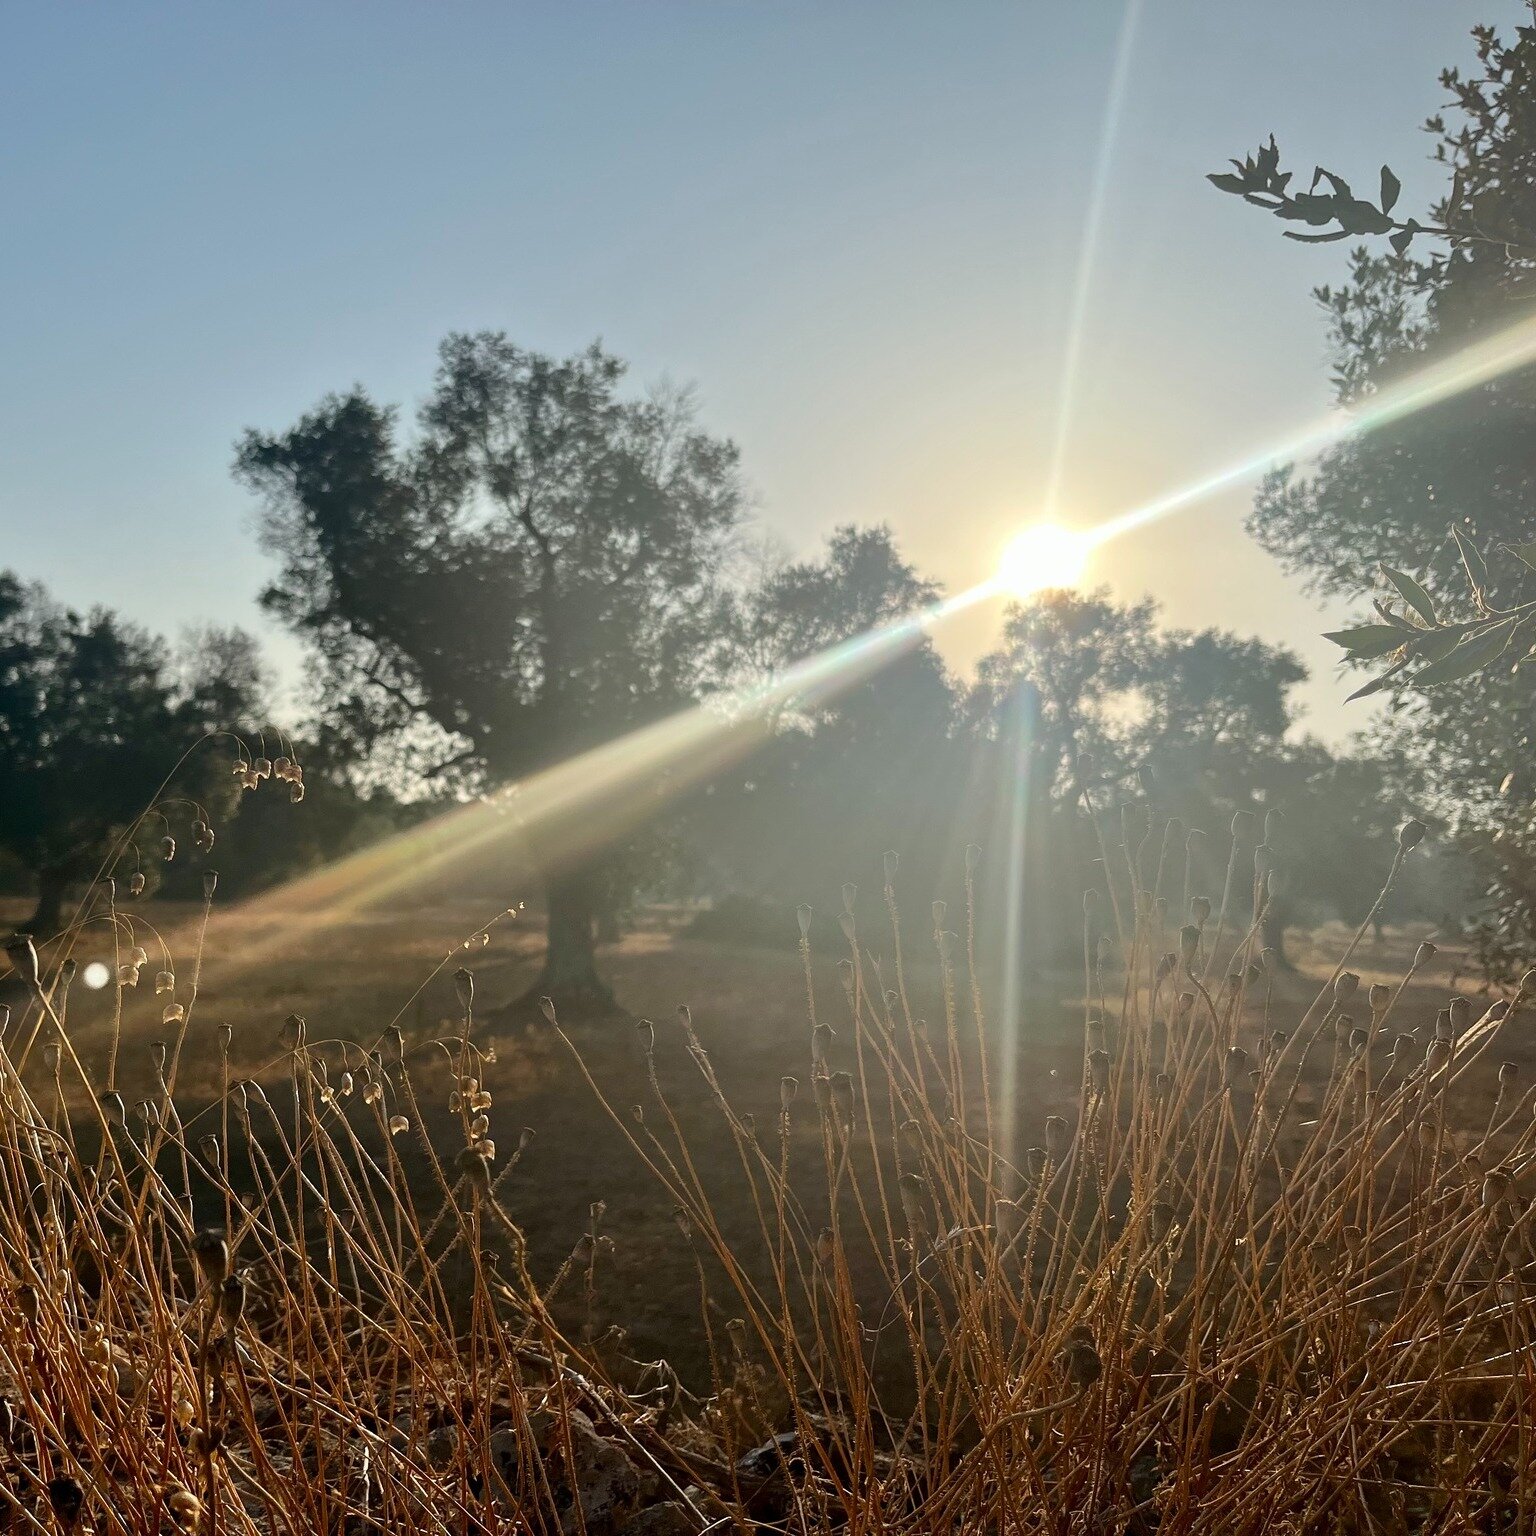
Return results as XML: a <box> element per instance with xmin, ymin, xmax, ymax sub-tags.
<box><xmin>997</xmin><ymin>521</ymin><xmax>1092</xmax><ymax>598</ymax></box>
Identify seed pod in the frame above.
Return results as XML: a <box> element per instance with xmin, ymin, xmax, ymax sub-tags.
<box><xmin>1224</xmin><ymin>1046</ymin><xmax>1250</xmax><ymax>1090</ymax></box>
<box><xmin>1415</xmin><ymin>939</ymin><xmax>1437</xmax><ymax>968</ymax></box>
<box><xmin>273</xmin><ymin>755</ymin><xmax>292</xmax><ymax>779</ymax></box>
<box><xmin>898</xmin><ymin>1173</ymin><xmax>931</xmax><ymax>1244</ymax></box>
<box><xmin>780</xmin><ymin>1076</ymin><xmax>798</xmax><ymax>1111</ymax></box>
<box><xmin>1499</xmin><ymin>1060</ymin><xmax>1519</xmax><ymax>1088</ymax></box>
<box><xmin>47</xmin><ymin>1476</ymin><xmax>83</xmax><ymax>1529</ymax></box>
<box><xmin>155</xmin><ymin>970</ymin><xmax>174</xmax><ymax>995</ymax></box>
<box><xmin>4</xmin><ymin>934</ymin><xmax>39</xmax><ymax>989</ymax></box>
<box><xmin>191</xmin><ymin>1228</ymin><xmax>229</xmax><ymax>1284</ymax></box>
<box><xmin>1063</xmin><ymin>1334</ymin><xmax>1102</xmax><ymax>1388</ymax></box>
<box><xmin>816</xmin><ymin>1227</ymin><xmax>836</xmax><ymax>1266</ymax></box>
<box><xmin>883</xmin><ymin>851</ymin><xmax>899</xmax><ymax>885</ymax></box>
<box><xmin>1435</xmin><ymin>1009</ymin><xmax>1453</xmax><ymax>1043</ymax></box>
<box><xmin>202</xmin><ymin>870</ymin><xmax>217</xmax><ymax>900</ymax></box>
<box><xmin>811</xmin><ymin>1022</ymin><xmax>835</xmax><ymax>1068</ymax></box>
<box><xmin>636</xmin><ymin>1019</ymin><xmax>654</xmax><ymax>1055</ymax></box>
<box><xmin>1335</xmin><ymin>972</ymin><xmax>1360</xmax><ymax>1004</ymax></box>
<box><xmin>453</xmin><ymin>967</ymin><xmax>474</xmax><ymax>1011</ymax></box>
<box><xmin>163</xmin><ymin>1003</ymin><xmax>185</xmax><ymax>1025</ymax></box>
<box><xmin>1483</xmin><ymin>1170</ymin><xmax>1511</xmax><ymax>1211</ymax></box>
<box><xmin>931</xmin><ymin>899</ymin><xmax>946</xmax><ymax>929</ymax></box>
<box><xmin>160</xmin><ymin>835</ymin><xmax>176</xmax><ymax>861</ymax></box>
<box><xmin>456</xmin><ymin>1145</ymin><xmax>491</xmax><ymax>1192</ymax></box>
<box><xmin>388</xmin><ymin>1115</ymin><xmax>409</xmax><ymax>1136</ymax></box>
<box><xmin>1369</xmin><ymin>982</ymin><xmax>1391</xmax><ymax>1013</ymax></box>
<box><xmin>1087</xmin><ymin>1049</ymin><xmax>1110</xmax><ymax>1094</ymax></box>
<box><xmin>796</xmin><ymin>904</ymin><xmax>812</xmax><ymax>939</ymax></box>
<box><xmin>838</xmin><ymin>911</ymin><xmax>856</xmax><ymax>944</ymax></box>
<box><xmin>1398</xmin><ymin>818</ymin><xmax>1427</xmax><ymax>852</ymax></box>
<box><xmin>965</xmin><ymin>843</ymin><xmax>981</xmax><ymax>873</ymax></box>
<box><xmin>129</xmin><ymin>871</ymin><xmax>146</xmax><ymax>897</ymax></box>
<box><xmin>841</xmin><ymin>882</ymin><xmax>857</xmax><ymax>914</ymax></box>
<box><xmin>1190</xmin><ymin>896</ymin><xmax>1211</xmax><ymax>926</ymax></box>
<box><xmin>219</xmin><ymin>1272</ymin><xmax>245</xmax><ymax>1328</ymax></box>
<box><xmin>1149</xmin><ymin>1200</ymin><xmax>1176</xmax><ymax>1244</ymax></box>
<box><xmin>289</xmin><ymin>781</ymin><xmax>305</xmax><ymax>803</ymax></box>
<box><xmin>1179</xmin><ymin>925</ymin><xmax>1200</xmax><ymax>969</ymax></box>
<box><xmin>253</xmin><ymin>756</ymin><xmax>272</xmax><ymax>780</ymax></box>
<box><xmin>1076</xmin><ymin>750</ymin><xmax>1096</xmax><ymax>784</ymax></box>
<box><xmin>279</xmin><ymin>1014</ymin><xmax>305</xmax><ymax>1049</ymax></box>
<box><xmin>1348</xmin><ymin>1027</ymin><xmax>1369</xmax><ymax>1052</ymax></box>
<box><xmin>1045</xmin><ymin>1115</ymin><xmax>1069</xmax><ymax>1161</ymax></box>
<box><xmin>829</xmin><ymin>1071</ymin><xmax>855</xmax><ymax>1132</ymax></box>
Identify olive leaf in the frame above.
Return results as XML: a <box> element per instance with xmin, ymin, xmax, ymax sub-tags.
<box><xmin>1323</xmin><ymin>624</ymin><xmax>1411</xmax><ymax>659</ymax></box>
<box><xmin>1452</xmin><ymin>526</ymin><xmax>1488</xmax><ymax>599</ymax></box>
<box><xmin>1380</xmin><ymin>564</ymin><xmax>1437</xmax><ymax>627</ymax></box>
<box><xmin>1409</xmin><ymin>618</ymin><xmax>1517</xmax><ymax>687</ymax></box>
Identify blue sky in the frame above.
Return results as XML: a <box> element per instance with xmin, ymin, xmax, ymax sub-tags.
<box><xmin>1</xmin><ymin>2</ymin><xmax>1516</xmax><ymax>735</ymax></box>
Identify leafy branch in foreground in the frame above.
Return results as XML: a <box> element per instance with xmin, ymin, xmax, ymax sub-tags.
<box><xmin>1326</xmin><ymin>530</ymin><xmax>1536</xmax><ymax>697</ymax></box>
<box><xmin>1209</xmin><ymin>136</ymin><xmax>1429</xmax><ymax>252</ymax></box>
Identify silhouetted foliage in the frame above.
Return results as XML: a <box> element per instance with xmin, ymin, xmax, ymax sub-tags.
<box><xmin>0</xmin><ymin>575</ymin><xmax>260</xmax><ymax>934</ymax></box>
<box><xmin>1212</xmin><ymin>21</ymin><xmax>1536</xmax><ymax>974</ymax></box>
<box><xmin>236</xmin><ymin>333</ymin><xmax>747</xmax><ymax>1009</ymax></box>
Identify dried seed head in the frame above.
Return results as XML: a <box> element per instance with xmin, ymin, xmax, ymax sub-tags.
<box><xmin>1435</xmin><ymin>1009</ymin><xmax>1453</xmax><ymax>1044</ymax></box>
<box><xmin>1398</xmin><ymin>818</ymin><xmax>1427</xmax><ymax>852</ymax></box>
<box><xmin>636</xmin><ymin>1019</ymin><xmax>654</xmax><ymax>1055</ymax></box>
<box><xmin>1087</xmin><ymin>1049</ymin><xmax>1110</xmax><ymax>1094</ymax></box>
<box><xmin>1190</xmin><ymin>895</ymin><xmax>1211</xmax><ymax>926</ymax></box>
<box><xmin>155</xmin><ymin>970</ymin><xmax>174</xmax><ymax>995</ymax></box>
<box><xmin>273</xmin><ymin>755</ymin><xmax>292</xmax><ymax>779</ymax></box>
<box><xmin>1149</xmin><ymin>1200</ymin><xmax>1176</xmax><ymax>1244</ymax></box>
<box><xmin>279</xmin><ymin>1013</ymin><xmax>305</xmax><ymax>1049</ymax></box>
<box><xmin>1045</xmin><ymin>1115</ymin><xmax>1070</xmax><ymax>1160</ymax></box>
<box><xmin>219</xmin><ymin>1273</ymin><xmax>245</xmax><ymax>1329</ymax></box>
<box><xmin>829</xmin><ymin>1070</ymin><xmax>855</xmax><ymax>1131</ymax></box>
<box><xmin>1348</xmin><ymin>1026</ymin><xmax>1369</xmax><ymax>1052</ymax></box>
<box><xmin>202</xmin><ymin>870</ymin><xmax>217</xmax><ymax>900</ymax></box>
<box><xmin>1179</xmin><ymin>925</ymin><xmax>1200</xmax><ymax>969</ymax></box>
<box><xmin>898</xmin><ymin>1173</ymin><xmax>931</xmax><ymax>1241</ymax></box>
<box><xmin>883</xmin><ymin>850</ymin><xmax>899</xmax><ymax>885</ymax></box>
<box><xmin>838</xmin><ymin>910</ymin><xmax>856</xmax><ymax>944</ymax></box>
<box><xmin>931</xmin><ymin>899</ymin><xmax>947</xmax><ymax>929</ymax></box>
<box><xmin>1483</xmin><ymin>1170</ymin><xmax>1512</xmax><ymax>1211</ymax></box>
<box><xmin>811</xmin><ymin>1022</ymin><xmax>836</xmax><ymax>1068</ymax></box>
<box><xmin>1063</xmin><ymin>1334</ymin><xmax>1102</xmax><ymax>1388</ymax></box>
<box><xmin>539</xmin><ymin>996</ymin><xmax>557</xmax><ymax>1025</ymax></box>
<box><xmin>252</xmin><ymin>756</ymin><xmax>272</xmax><ymax>780</ymax></box>
<box><xmin>4</xmin><ymin>934</ymin><xmax>39</xmax><ymax>989</ymax></box>
<box><xmin>289</xmin><ymin>781</ymin><xmax>305</xmax><ymax>803</ymax></box>
<box><xmin>456</xmin><ymin>1146</ymin><xmax>491</xmax><ymax>1192</ymax></box>
<box><xmin>453</xmin><ymin>967</ymin><xmax>474</xmax><ymax>1011</ymax></box>
<box><xmin>841</xmin><ymin>882</ymin><xmax>857</xmax><ymax>914</ymax></box>
<box><xmin>965</xmin><ymin>842</ymin><xmax>981</xmax><ymax>873</ymax></box>
<box><xmin>1415</xmin><ymin>939</ymin><xmax>1437</xmax><ymax>968</ymax></box>
<box><xmin>1499</xmin><ymin>1060</ymin><xmax>1519</xmax><ymax>1088</ymax></box>
<box><xmin>162</xmin><ymin>1003</ymin><xmax>184</xmax><ymax>1025</ymax></box>
<box><xmin>1334</xmin><ymin>972</ymin><xmax>1360</xmax><ymax>1004</ymax></box>
<box><xmin>1024</xmin><ymin>1145</ymin><xmax>1047</xmax><ymax>1182</ymax></box>
<box><xmin>191</xmin><ymin>1228</ymin><xmax>229</xmax><ymax>1284</ymax></box>
<box><xmin>160</xmin><ymin>835</ymin><xmax>176</xmax><ymax>861</ymax></box>
<box><xmin>47</xmin><ymin>1476</ymin><xmax>83</xmax><ymax>1528</ymax></box>
<box><xmin>129</xmin><ymin>871</ymin><xmax>146</xmax><ymax>897</ymax></box>
<box><xmin>199</xmin><ymin>1134</ymin><xmax>221</xmax><ymax>1169</ymax></box>
<box><xmin>796</xmin><ymin>904</ymin><xmax>813</xmax><ymax>939</ymax></box>
<box><xmin>780</xmin><ymin>1076</ymin><xmax>798</xmax><ymax>1111</ymax></box>
<box><xmin>995</xmin><ymin>1197</ymin><xmax>1025</xmax><ymax>1243</ymax></box>
<box><xmin>816</xmin><ymin>1227</ymin><xmax>836</xmax><ymax>1266</ymax></box>
<box><xmin>1369</xmin><ymin>982</ymin><xmax>1391</xmax><ymax>1013</ymax></box>
<box><xmin>1449</xmin><ymin>996</ymin><xmax>1471</xmax><ymax>1031</ymax></box>
<box><xmin>1224</xmin><ymin>1046</ymin><xmax>1250</xmax><ymax>1089</ymax></box>
<box><xmin>1076</xmin><ymin>750</ymin><xmax>1096</xmax><ymax>784</ymax></box>
<box><xmin>388</xmin><ymin>1115</ymin><xmax>409</xmax><ymax>1136</ymax></box>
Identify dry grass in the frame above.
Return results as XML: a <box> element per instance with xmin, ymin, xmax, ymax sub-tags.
<box><xmin>1</xmin><ymin>811</ymin><xmax>1534</xmax><ymax>1533</ymax></box>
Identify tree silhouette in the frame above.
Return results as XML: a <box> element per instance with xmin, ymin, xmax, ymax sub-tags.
<box><xmin>236</xmin><ymin>333</ymin><xmax>746</xmax><ymax>1011</ymax></box>
<box><xmin>0</xmin><ymin>575</ymin><xmax>258</xmax><ymax>935</ymax></box>
<box><xmin>1210</xmin><ymin>21</ymin><xmax>1536</xmax><ymax>972</ymax></box>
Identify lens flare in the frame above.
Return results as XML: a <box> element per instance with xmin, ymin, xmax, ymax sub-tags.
<box><xmin>81</xmin><ymin>961</ymin><xmax>111</xmax><ymax>990</ymax></box>
<box><xmin>997</xmin><ymin>522</ymin><xmax>1093</xmax><ymax>598</ymax></box>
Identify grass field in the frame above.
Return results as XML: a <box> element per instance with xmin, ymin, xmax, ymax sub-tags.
<box><xmin>32</xmin><ymin>887</ymin><xmax>1493</xmax><ymax>1383</ymax></box>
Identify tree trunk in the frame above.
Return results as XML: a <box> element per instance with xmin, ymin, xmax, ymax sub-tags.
<box><xmin>23</xmin><ymin>866</ymin><xmax>72</xmax><ymax>939</ymax></box>
<box><xmin>515</xmin><ymin>862</ymin><xmax>620</xmax><ymax>1020</ymax></box>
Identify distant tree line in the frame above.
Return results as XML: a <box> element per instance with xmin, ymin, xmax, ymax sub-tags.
<box><xmin>1</xmin><ymin>334</ymin><xmax>1448</xmax><ymax>1013</ymax></box>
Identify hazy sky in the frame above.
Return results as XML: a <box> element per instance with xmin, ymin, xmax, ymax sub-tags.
<box><xmin>2</xmin><ymin>2</ymin><xmax>1519</xmax><ymax>738</ymax></box>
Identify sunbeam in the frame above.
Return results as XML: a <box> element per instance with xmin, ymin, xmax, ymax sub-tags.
<box><xmin>1087</xmin><ymin>303</ymin><xmax>1536</xmax><ymax>548</ymax></box>
<box><xmin>1040</xmin><ymin>0</ymin><xmax>1145</xmax><ymax>519</ymax></box>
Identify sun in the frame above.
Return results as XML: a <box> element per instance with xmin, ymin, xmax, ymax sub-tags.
<box><xmin>996</xmin><ymin>521</ymin><xmax>1092</xmax><ymax>598</ymax></box>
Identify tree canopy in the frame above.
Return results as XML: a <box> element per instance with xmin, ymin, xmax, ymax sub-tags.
<box><xmin>237</xmin><ymin>333</ymin><xmax>748</xmax><ymax>1008</ymax></box>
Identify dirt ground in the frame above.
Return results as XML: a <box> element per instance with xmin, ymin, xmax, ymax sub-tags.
<box><xmin>8</xmin><ymin>888</ymin><xmax>1517</xmax><ymax>1382</ymax></box>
